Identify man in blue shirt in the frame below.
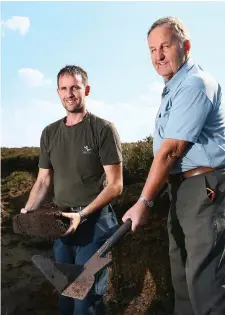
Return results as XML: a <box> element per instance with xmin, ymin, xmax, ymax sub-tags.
<box><xmin>123</xmin><ymin>17</ymin><xmax>225</xmax><ymax>315</ymax></box>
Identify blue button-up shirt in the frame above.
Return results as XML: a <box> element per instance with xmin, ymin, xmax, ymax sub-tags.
<box><xmin>153</xmin><ymin>58</ymin><xmax>225</xmax><ymax>174</ymax></box>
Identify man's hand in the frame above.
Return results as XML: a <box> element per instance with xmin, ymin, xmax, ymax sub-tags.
<box><xmin>20</xmin><ymin>208</ymin><xmax>30</xmax><ymax>214</ymax></box>
<box><xmin>61</xmin><ymin>212</ymin><xmax>81</xmax><ymax>235</ymax></box>
<box><xmin>122</xmin><ymin>201</ymin><xmax>150</xmax><ymax>232</ymax></box>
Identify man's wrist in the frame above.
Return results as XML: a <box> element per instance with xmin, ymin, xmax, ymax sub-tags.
<box><xmin>78</xmin><ymin>209</ymin><xmax>87</xmax><ymax>224</ymax></box>
<box><xmin>138</xmin><ymin>195</ymin><xmax>154</xmax><ymax>209</ymax></box>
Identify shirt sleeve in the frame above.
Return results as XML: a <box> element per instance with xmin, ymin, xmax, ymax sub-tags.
<box><xmin>38</xmin><ymin>127</ymin><xmax>52</xmax><ymax>169</ymax></box>
<box><xmin>99</xmin><ymin>123</ymin><xmax>123</xmax><ymax>165</ymax></box>
<box><xmin>165</xmin><ymin>86</ymin><xmax>213</xmax><ymax>143</ymax></box>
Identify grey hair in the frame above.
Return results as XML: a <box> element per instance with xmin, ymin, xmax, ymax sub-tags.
<box><xmin>57</xmin><ymin>65</ymin><xmax>88</xmax><ymax>87</ymax></box>
<box><xmin>147</xmin><ymin>16</ymin><xmax>190</xmax><ymax>43</ymax></box>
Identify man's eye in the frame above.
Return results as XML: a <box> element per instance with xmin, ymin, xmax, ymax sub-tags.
<box><xmin>151</xmin><ymin>49</ymin><xmax>156</xmax><ymax>53</ymax></box>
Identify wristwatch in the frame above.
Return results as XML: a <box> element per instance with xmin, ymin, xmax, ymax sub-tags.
<box><xmin>78</xmin><ymin>209</ymin><xmax>87</xmax><ymax>224</ymax></box>
<box><xmin>139</xmin><ymin>195</ymin><xmax>154</xmax><ymax>209</ymax></box>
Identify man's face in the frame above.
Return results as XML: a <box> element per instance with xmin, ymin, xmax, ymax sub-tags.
<box><xmin>57</xmin><ymin>73</ymin><xmax>90</xmax><ymax>113</ymax></box>
<box><xmin>148</xmin><ymin>24</ymin><xmax>189</xmax><ymax>81</ymax></box>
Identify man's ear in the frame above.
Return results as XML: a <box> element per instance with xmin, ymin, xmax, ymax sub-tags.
<box><xmin>85</xmin><ymin>85</ymin><xmax>90</xmax><ymax>96</ymax></box>
<box><xmin>184</xmin><ymin>39</ymin><xmax>191</xmax><ymax>56</ymax></box>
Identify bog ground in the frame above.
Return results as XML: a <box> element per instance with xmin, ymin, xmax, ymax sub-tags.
<box><xmin>1</xmin><ymin>145</ymin><xmax>174</xmax><ymax>315</ymax></box>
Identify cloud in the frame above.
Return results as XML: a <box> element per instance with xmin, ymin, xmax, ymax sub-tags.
<box><xmin>2</xmin><ymin>16</ymin><xmax>30</xmax><ymax>36</ymax></box>
<box><xmin>139</xmin><ymin>81</ymin><xmax>164</xmax><ymax>105</ymax></box>
<box><xmin>2</xmin><ymin>81</ymin><xmax>163</xmax><ymax>147</ymax></box>
<box><xmin>18</xmin><ymin>68</ymin><xmax>52</xmax><ymax>87</ymax></box>
<box><xmin>87</xmin><ymin>81</ymin><xmax>164</xmax><ymax>142</ymax></box>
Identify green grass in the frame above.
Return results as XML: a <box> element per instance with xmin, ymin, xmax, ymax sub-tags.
<box><xmin>1</xmin><ymin>147</ymin><xmax>40</xmax><ymax>159</ymax></box>
<box><xmin>2</xmin><ymin>171</ymin><xmax>35</xmax><ymax>196</ymax></box>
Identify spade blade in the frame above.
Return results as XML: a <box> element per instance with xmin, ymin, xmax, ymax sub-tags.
<box><xmin>32</xmin><ymin>255</ymin><xmax>83</xmax><ymax>294</ymax></box>
<box><xmin>62</xmin><ymin>255</ymin><xmax>112</xmax><ymax>300</ymax></box>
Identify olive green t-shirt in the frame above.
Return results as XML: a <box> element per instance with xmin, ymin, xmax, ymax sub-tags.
<box><xmin>38</xmin><ymin>113</ymin><xmax>122</xmax><ymax>207</ymax></box>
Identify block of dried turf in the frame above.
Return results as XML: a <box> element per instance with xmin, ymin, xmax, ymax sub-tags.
<box><xmin>12</xmin><ymin>208</ymin><xmax>70</xmax><ymax>239</ymax></box>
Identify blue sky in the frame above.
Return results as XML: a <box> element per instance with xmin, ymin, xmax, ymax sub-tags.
<box><xmin>2</xmin><ymin>1</ymin><xmax>225</xmax><ymax>147</ymax></box>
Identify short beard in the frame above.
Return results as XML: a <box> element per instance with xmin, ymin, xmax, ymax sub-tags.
<box><xmin>63</xmin><ymin>102</ymin><xmax>85</xmax><ymax>113</ymax></box>
<box><xmin>66</xmin><ymin>107</ymin><xmax>84</xmax><ymax>113</ymax></box>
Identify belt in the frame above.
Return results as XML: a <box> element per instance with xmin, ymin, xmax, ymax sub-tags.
<box><xmin>168</xmin><ymin>166</ymin><xmax>216</xmax><ymax>183</ymax></box>
<box><xmin>62</xmin><ymin>206</ymin><xmax>86</xmax><ymax>213</ymax></box>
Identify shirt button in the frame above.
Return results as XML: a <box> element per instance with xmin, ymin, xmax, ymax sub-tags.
<box><xmin>162</xmin><ymin>87</ymin><xmax>169</xmax><ymax>97</ymax></box>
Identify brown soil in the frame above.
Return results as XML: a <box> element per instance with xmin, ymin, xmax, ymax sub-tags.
<box><xmin>1</xmin><ymin>230</ymin><xmax>60</xmax><ymax>315</ymax></box>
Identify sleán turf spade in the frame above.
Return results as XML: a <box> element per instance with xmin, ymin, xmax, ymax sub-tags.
<box><xmin>32</xmin><ymin>219</ymin><xmax>132</xmax><ymax>300</ymax></box>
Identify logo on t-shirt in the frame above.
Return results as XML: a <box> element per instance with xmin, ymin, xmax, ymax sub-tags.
<box><xmin>82</xmin><ymin>146</ymin><xmax>92</xmax><ymax>154</ymax></box>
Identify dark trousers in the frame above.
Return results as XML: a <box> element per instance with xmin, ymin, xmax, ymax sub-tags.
<box><xmin>53</xmin><ymin>204</ymin><xmax>118</xmax><ymax>315</ymax></box>
<box><xmin>168</xmin><ymin>167</ymin><xmax>225</xmax><ymax>315</ymax></box>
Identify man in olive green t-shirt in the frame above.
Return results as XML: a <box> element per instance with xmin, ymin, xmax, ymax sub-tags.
<box><xmin>21</xmin><ymin>65</ymin><xmax>123</xmax><ymax>315</ymax></box>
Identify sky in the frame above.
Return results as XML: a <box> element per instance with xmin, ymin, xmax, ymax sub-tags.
<box><xmin>1</xmin><ymin>1</ymin><xmax>225</xmax><ymax>147</ymax></box>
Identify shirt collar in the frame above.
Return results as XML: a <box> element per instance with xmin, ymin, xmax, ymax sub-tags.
<box><xmin>162</xmin><ymin>57</ymin><xmax>195</xmax><ymax>96</ymax></box>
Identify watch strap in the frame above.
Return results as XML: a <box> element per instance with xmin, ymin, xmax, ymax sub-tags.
<box><xmin>79</xmin><ymin>209</ymin><xmax>87</xmax><ymax>224</ymax></box>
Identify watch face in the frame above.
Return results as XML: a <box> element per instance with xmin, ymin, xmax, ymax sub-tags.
<box><xmin>140</xmin><ymin>196</ymin><xmax>154</xmax><ymax>208</ymax></box>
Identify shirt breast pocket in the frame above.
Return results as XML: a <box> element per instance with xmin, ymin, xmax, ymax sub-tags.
<box><xmin>157</xmin><ymin>110</ymin><xmax>171</xmax><ymax>139</ymax></box>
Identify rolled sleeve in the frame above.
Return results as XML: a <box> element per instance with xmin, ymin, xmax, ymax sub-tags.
<box><xmin>165</xmin><ymin>86</ymin><xmax>213</xmax><ymax>143</ymax></box>
<box><xmin>99</xmin><ymin>123</ymin><xmax>123</xmax><ymax>165</ymax></box>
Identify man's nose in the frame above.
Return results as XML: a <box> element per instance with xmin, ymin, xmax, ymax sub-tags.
<box><xmin>156</xmin><ymin>49</ymin><xmax>165</xmax><ymax>61</ymax></box>
<box><xmin>66</xmin><ymin>88</ymin><xmax>73</xmax><ymax>97</ymax></box>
